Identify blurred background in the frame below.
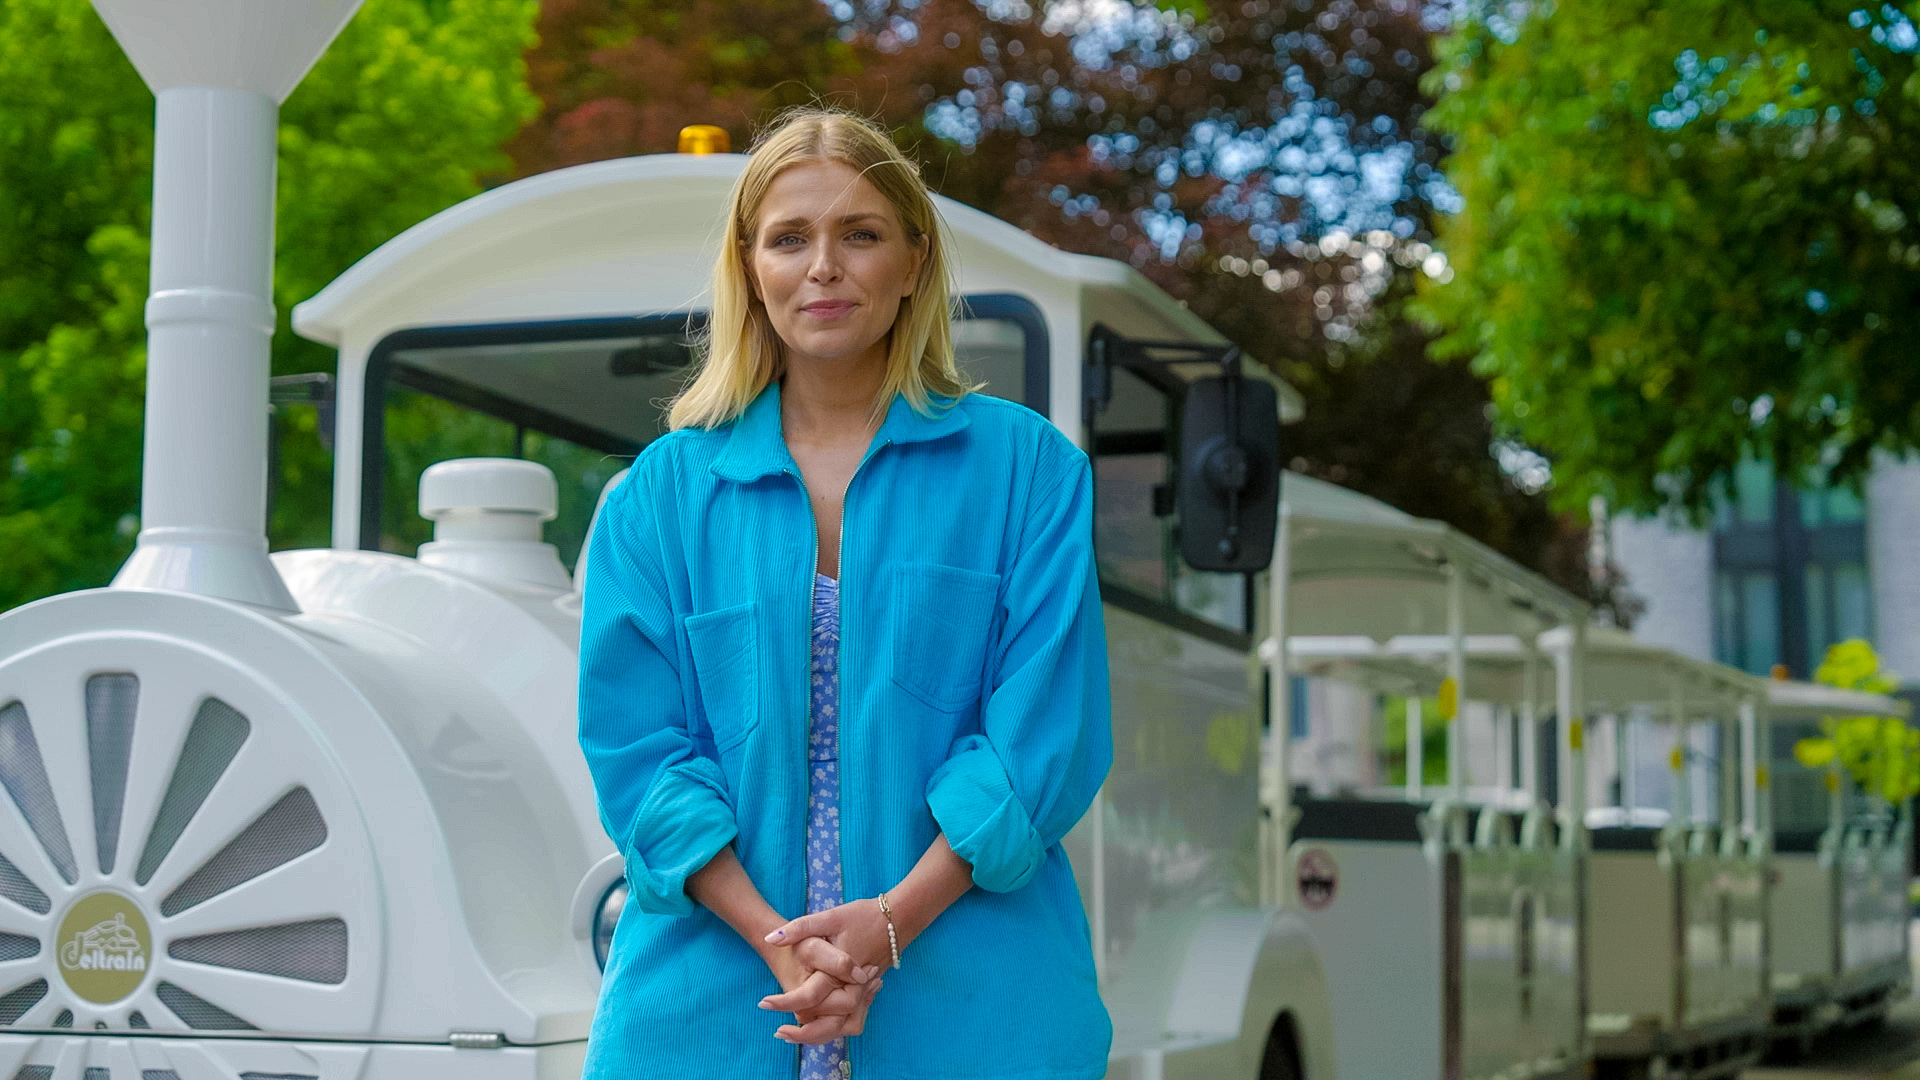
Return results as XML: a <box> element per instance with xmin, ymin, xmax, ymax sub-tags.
<box><xmin>1</xmin><ymin>0</ymin><xmax>1916</xmax><ymax>714</ymax></box>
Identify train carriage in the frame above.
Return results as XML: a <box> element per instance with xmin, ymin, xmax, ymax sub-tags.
<box><xmin>1761</xmin><ymin>680</ymin><xmax>1913</xmax><ymax>1050</ymax></box>
<box><xmin>1265</xmin><ymin>474</ymin><xmax>1591</xmax><ymax>1080</ymax></box>
<box><xmin>1549</xmin><ymin>627</ymin><xmax>1769</xmax><ymax>1080</ymax></box>
<box><xmin>1288</xmin><ymin>628</ymin><xmax>1774</xmax><ymax>1079</ymax></box>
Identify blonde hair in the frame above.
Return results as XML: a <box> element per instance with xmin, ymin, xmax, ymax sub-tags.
<box><xmin>668</xmin><ymin>107</ymin><xmax>974</xmax><ymax>430</ymax></box>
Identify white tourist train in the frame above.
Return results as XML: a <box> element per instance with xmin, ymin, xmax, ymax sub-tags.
<box><xmin>0</xmin><ymin>2</ymin><xmax>1906</xmax><ymax>1079</ymax></box>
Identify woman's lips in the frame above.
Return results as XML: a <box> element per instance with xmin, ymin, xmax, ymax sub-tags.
<box><xmin>800</xmin><ymin>300</ymin><xmax>856</xmax><ymax>319</ymax></box>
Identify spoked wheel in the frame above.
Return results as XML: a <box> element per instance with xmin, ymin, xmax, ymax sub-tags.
<box><xmin>0</xmin><ymin>633</ymin><xmax>381</xmax><ymax>1036</ymax></box>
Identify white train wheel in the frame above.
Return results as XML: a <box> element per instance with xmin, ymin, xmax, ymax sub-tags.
<box><xmin>0</xmin><ymin>632</ymin><xmax>382</xmax><ymax>1037</ymax></box>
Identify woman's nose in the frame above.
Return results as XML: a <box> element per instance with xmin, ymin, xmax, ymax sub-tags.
<box><xmin>807</xmin><ymin>243</ymin><xmax>843</xmax><ymax>283</ymax></box>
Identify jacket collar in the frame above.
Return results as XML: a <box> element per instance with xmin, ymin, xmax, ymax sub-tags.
<box><xmin>711</xmin><ymin>380</ymin><xmax>972</xmax><ymax>483</ymax></box>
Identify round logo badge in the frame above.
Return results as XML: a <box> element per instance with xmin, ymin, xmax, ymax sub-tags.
<box><xmin>1296</xmin><ymin>847</ymin><xmax>1339</xmax><ymax>911</ymax></box>
<box><xmin>56</xmin><ymin>891</ymin><xmax>151</xmax><ymax>1003</ymax></box>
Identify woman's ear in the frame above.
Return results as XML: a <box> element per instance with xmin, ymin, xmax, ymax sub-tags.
<box><xmin>742</xmin><ymin>244</ymin><xmax>763</xmax><ymax>304</ymax></box>
<box><xmin>902</xmin><ymin>233</ymin><xmax>928</xmax><ymax>299</ymax></box>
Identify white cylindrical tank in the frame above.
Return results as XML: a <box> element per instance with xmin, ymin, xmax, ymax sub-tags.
<box><xmin>95</xmin><ymin>0</ymin><xmax>364</xmax><ymax>611</ymax></box>
<box><xmin>111</xmin><ymin>87</ymin><xmax>292</xmax><ymax>611</ymax></box>
<box><xmin>417</xmin><ymin>459</ymin><xmax>572</xmax><ymax>591</ymax></box>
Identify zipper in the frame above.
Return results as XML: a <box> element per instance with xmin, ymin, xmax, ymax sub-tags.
<box><xmin>837</xmin><ymin>438</ymin><xmax>887</xmax><ymax>849</ymax></box>
<box><xmin>781</xmin><ymin>459</ymin><xmax>817</xmax><ymax>1080</ymax></box>
<box><xmin>832</xmin><ymin>437</ymin><xmax>886</xmax><ymax>1080</ymax></box>
<box><xmin>835</xmin><ymin>437</ymin><xmax>889</xmax><ymax>869</ymax></box>
<box><xmin>784</xmin><ymin>462</ymin><xmax>820</xmax><ymax>929</ymax></box>
<box><xmin>785</xmin><ymin>434</ymin><xmax>888</xmax><ymax>1079</ymax></box>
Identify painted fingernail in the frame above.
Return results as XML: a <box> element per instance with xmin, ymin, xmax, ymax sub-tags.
<box><xmin>765</xmin><ymin>929</ymin><xmax>784</xmax><ymax>942</ymax></box>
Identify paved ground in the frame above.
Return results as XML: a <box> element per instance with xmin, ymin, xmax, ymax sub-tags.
<box><xmin>1745</xmin><ymin>995</ymin><xmax>1920</xmax><ymax>1079</ymax></box>
<box><xmin>1742</xmin><ymin>921</ymin><xmax>1920</xmax><ymax>1080</ymax></box>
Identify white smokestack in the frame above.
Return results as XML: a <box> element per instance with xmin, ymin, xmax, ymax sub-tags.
<box><xmin>94</xmin><ymin>0</ymin><xmax>364</xmax><ymax>612</ymax></box>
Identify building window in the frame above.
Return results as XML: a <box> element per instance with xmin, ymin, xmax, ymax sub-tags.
<box><xmin>1710</xmin><ymin>460</ymin><xmax>1870</xmax><ymax>677</ymax></box>
<box><xmin>1800</xmin><ymin>482</ymin><xmax>1865</xmax><ymax>528</ymax></box>
<box><xmin>1727</xmin><ymin>458</ymin><xmax>1776</xmax><ymax>527</ymax></box>
<box><xmin>1715</xmin><ymin>570</ymin><xmax>1781</xmax><ymax>674</ymax></box>
<box><xmin>1806</xmin><ymin>563</ymin><xmax>1872</xmax><ymax>663</ymax></box>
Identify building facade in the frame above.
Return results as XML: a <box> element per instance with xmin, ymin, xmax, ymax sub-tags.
<box><xmin>1613</xmin><ymin>457</ymin><xmax>1920</xmax><ymax>692</ymax></box>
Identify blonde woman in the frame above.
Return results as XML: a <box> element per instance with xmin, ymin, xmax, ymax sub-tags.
<box><xmin>578</xmin><ymin>108</ymin><xmax>1113</xmax><ymax>1078</ymax></box>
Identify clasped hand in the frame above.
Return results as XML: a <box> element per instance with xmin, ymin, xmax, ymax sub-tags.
<box><xmin>757</xmin><ymin>898</ymin><xmax>895</xmax><ymax>1045</ymax></box>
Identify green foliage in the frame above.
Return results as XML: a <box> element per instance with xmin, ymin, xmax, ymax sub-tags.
<box><xmin>1792</xmin><ymin>639</ymin><xmax>1918</xmax><ymax>802</ymax></box>
<box><xmin>0</xmin><ymin>2</ymin><xmax>153</xmax><ymax>606</ymax></box>
<box><xmin>1418</xmin><ymin>0</ymin><xmax>1920</xmax><ymax>516</ymax></box>
<box><xmin>0</xmin><ymin>0</ymin><xmax>539</xmax><ymax>610</ymax></box>
<box><xmin>1153</xmin><ymin>0</ymin><xmax>1212</xmax><ymax>25</ymax></box>
<box><xmin>1814</xmin><ymin>636</ymin><xmax>1900</xmax><ymax>693</ymax></box>
<box><xmin>1381</xmin><ymin>694</ymin><xmax>1450</xmax><ymax>786</ymax></box>
<box><xmin>272</xmin><ymin>0</ymin><xmax>540</xmax><ymax>550</ymax></box>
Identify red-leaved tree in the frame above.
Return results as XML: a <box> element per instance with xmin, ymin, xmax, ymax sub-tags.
<box><xmin>507</xmin><ymin>0</ymin><xmax>1608</xmax><ymax>607</ymax></box>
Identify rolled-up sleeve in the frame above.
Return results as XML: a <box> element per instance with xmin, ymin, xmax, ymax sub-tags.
<box><xmin>579</xmin><ymin>465</ymin><xmax>738</xmax><ymax>916</ymax></box>
<box><xmin>926</xmin><ymin>450</ymin><xmax>1113</xmax><ymax>893</ymax></box>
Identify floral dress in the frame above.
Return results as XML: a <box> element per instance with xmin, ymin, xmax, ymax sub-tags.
<box><xmin>801</xmin><ymin>573</ymin><xmax>850</xmax><ymax>1080</ymax></box>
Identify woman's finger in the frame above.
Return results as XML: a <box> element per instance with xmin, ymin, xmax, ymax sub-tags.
<box><xmin>776</xmin><ymin>1010</ymin><xmax>866</xmax><ymax>1044</ymax></box>
<box><xmin>775</xmin><ymin>1016</ymin><xmax>844</xmax><ymax>1044</ymax></box>
<box><xmin>791</xmin><ymin>980</ymin><xmax>863</xmax><ymax>1018</ymax></box>
<box><xmin>758</xmin><ymin>970</ymin><xmax>840</xmax><ymax>1013</ymax></box>
<box><xmin>763</xmin><ymin>910</ymin><xmax>829</xmax><ymax>947</ymax></box>
<box><xmin>795</xmin><ymin>936</ymin><xmax>868</xmax><ymax>983</ymax></box>
<box><xmin>771</xmin><ymin>978</ymin><xmax>883</xmax><ymax>1045</ymax></box>
<box><xmin>816</xmin><ymin>981</ymin><xmax>867</xmax><ymax>1014</ymax></box>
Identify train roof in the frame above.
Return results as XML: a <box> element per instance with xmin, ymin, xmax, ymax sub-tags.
<box><xmin>1538</xmin><ymin>623</ymin><xmax>1756</xmax><ymax>712</ymax></box>
<box><xmin>1763</xmin><ymin>678</ymin><xmax>1911</xmax><ymax>721</ymax></box>
<box><xmin>292</xmin><ymin>152</ymin><xmax>1299</xmax><ymax>418</ymax></box>
<box><xmin>1288</xmin><ymin>622</ymin><xmax>1757</xmax><ymax>716</ymax></box>
<box><xmin>1280</xmin><ymin>472</ymin><xmax>1587</xmax><ymax>642</ymax></box>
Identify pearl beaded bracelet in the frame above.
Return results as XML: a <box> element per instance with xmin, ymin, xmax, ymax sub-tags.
<box><xmin>875</xmin><ymin>892</ymin><xmax>902</xmax><ymax>969</ymax></box>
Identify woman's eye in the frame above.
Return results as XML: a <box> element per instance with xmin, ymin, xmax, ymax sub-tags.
<box><xmin>848</xmin><ymin>229</ymin><xmax>879</xmax><ymax>243</ymax></box>
<box><xmin>771</xmin><ymin>234</ymin><xmax>804</xmax><ymax>247</ymax></box>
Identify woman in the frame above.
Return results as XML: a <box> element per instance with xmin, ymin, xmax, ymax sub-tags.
<box><xmin>578</xmin><ymin>107</ymin><xmax>1113</xmax><ymax>1079</ymax></box>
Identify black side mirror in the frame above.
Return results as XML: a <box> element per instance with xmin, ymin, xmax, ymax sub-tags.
<box><xmin>1178</xmin><ymin>360</ymin><xmax>1279</xmax><ymax>572</ymax></box>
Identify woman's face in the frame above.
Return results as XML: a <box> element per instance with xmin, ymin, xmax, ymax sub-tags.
<box><xmin>747</xmin><ymin>159</ymin><xmax>925</xmax><ymax>371</ymax></box>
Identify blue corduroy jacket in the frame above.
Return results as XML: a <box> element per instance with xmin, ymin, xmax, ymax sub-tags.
<box><xmin>578</xmin><ymin>382</ymin><xmax>1114</xmax><ymax>1079</ymax></box>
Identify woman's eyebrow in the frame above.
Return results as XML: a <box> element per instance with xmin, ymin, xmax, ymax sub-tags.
<box><xmin>763</xmin><ymin>212</ymin><xmax>889</xmax><ymax>231</ymax></box>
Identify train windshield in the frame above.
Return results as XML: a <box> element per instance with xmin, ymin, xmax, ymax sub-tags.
<box><xmin>352</xmin><ymin>299</ymin><xmax>1046</xmax><ymax>567</ymax></box>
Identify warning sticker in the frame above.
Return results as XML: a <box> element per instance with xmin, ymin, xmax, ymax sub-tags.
<box><xmin>1296</xmin><ymin>848</ymin><xmax>1338</xmax><ymax>911</ymax></box>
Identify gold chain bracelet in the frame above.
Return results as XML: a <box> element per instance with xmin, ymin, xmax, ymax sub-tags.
<box><xmin>875</xmin><ymin>892</ymin><xmax>902</xmax><ymax>969</ymax></box>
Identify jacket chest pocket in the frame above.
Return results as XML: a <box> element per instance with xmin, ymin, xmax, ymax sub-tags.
<box><xmin>890</xmin><ymin>563</ymin><xmax>1002</xmax><ymax>713</ymax></box>
<box><xmin>684</xmin><ymin>602</ymin><xmax>759</xmax><ymax>751</ymax></box>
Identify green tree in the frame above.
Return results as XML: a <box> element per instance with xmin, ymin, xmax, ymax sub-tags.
<box><xmin>1792</xmin><ymin>639</ymin><xmax>1917</xmax><ymax>802</ymax></box>
<box><xmin>1419</xmin><ymin>0</ymin><xmax>1920</xmax><ymax>516</ymax></box>
<box><xmin>0</xmin><ymin>0</ymin><xmax>539</xmax><ymax>611</ymax></box>
<box><xmin>0</xmin><ymin>0</ymin><xmax>155</xmax><ymax>608</ymax></box>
